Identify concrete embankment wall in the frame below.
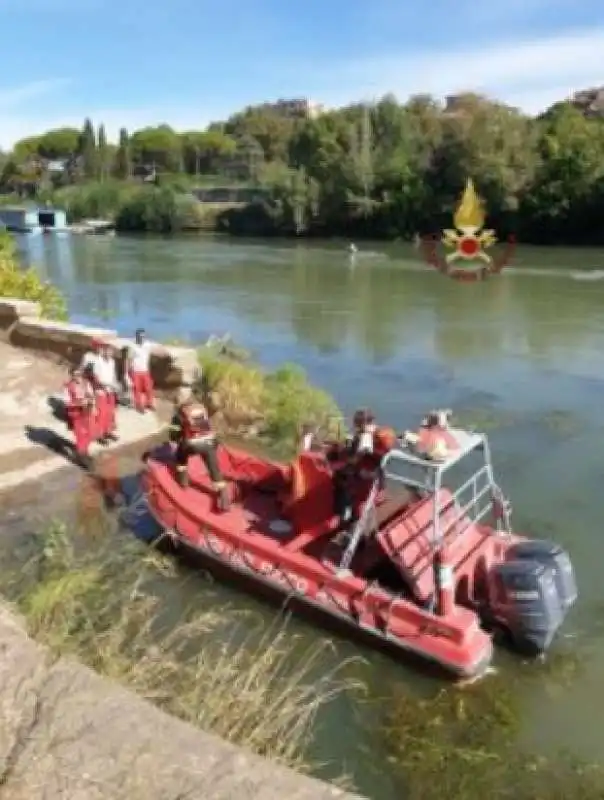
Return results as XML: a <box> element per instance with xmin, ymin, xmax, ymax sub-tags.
<box><xmin>0</xmin><ymin>604</ymin><xmax>360</xmax><ymax>799</ymax></box>
<box><xmin>0</xmin><ymin>297</ymin><xmax>198</xmax><ymax>388</ymax></box>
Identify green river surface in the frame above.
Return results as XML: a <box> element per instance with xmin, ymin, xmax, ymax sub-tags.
<box><xmin>17</xmin><ymin>234</ymin><xmax>604</xmax><ymax>797</ymax></box>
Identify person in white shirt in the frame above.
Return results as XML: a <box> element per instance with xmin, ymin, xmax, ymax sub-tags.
<box><xmin>127</xmin><ymin>328</ymin><xmax>155</xmax><ymax>413</ymax></box>
<box><xmin>80</xmin><ymin>338</ymin><xmax>101</xmax><ymax>372</ymax></box>
<box><xmin>91</xmin><ymin>341</ymin><xmax>119</xmax><ymax>441</ymax></box>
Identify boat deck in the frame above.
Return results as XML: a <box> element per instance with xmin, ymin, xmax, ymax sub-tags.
<box><xmin>148</xmin><ymin>446</ymin><xmax>501</xmax><ymax>606</ymax></box>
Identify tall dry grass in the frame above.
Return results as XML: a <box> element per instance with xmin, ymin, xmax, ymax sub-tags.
<box><xmin>3</xmin><ymin>520</ymin><xmax>361</xmax><ymax>775</ymax></box>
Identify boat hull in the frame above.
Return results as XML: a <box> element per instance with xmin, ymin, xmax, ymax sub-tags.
<box><xmin>143</xmin><ymin>453</ymin><xmax>494</xmax><ymax>680</ymax></box>
<box><xmin>158</xmin><ymin>523</ymin><xmax>494</xmax><ymax>680</ymax></box>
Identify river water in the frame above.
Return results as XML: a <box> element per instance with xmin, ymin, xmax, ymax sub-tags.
<box><xmin>18</xmin><ymin>234</ymin><xmax>604</xmax><ymax>796</ymax></box>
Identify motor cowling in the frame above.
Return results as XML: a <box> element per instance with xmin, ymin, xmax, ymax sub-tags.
<box><xmin>487</xmin><ymin>540</ymin><xmax>577</xmax><ymax>655</ymax></box>
<box><xmin>488</xmin><ymin>560</ymin><xmax>562</xmax><ymax>654</ymax></box>
<box><xmin>506</xmin><ymin>539</ymin><xmax>577</xmax><ymax>612</ymax></box>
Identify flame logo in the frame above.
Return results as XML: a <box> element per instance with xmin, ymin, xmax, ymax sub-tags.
<box><xmin>453</xmin><ymin>178</ymin><xmax>486</xmax><ymax>230</ymax></box>
<box><xmin>420</xmin><ymin>177</ymin><xmax>515</xmax><ymax>282</ymax></box>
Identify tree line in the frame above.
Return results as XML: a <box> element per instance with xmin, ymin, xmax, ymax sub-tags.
<box><xmin>2</xmin><ymin>91</ymin><xmax>604</xmax><ymax>243</ymax></box>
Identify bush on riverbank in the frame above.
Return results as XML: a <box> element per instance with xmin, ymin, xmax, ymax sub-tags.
<box><xmin>3</xmin><ymin>521</ymin><xmax>357</xmax><ymax>774</ymax></box>
<box><xmin>43</xmin><ymin>180</ymin><xmax>132</xmax><ymax>222</ymax></box>
<box><xmin>43</xmin><ymin>180</ymin><xmax>208</xmax><ymax>232</ymax></box>
<box><xmin>0</xmin><ymin>230</ymin><xmax>67</xmax><ymax>319</ymax></box>
<box><xmin>115</xmin><ymin>185</ymin><xmax>204</xmax><ymax>233</ymax></box>
<box><xmin>197</xmin><ymin>344</ymin><xmax>343</xmax><ymax>454</ymax></box>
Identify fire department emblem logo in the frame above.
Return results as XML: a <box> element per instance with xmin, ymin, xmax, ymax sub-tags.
<box><xmin>421</xmin><ymin>178</ymin><xmax>515</xmax><ymax>281</ymax></box>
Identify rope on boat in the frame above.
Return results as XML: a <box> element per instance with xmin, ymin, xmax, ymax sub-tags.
<box><xmin>179</xmin><ymin>519</ymin><xmax>433</xmax><ymax>646</ymax></box>
<box><xmin>198</xmin><ymin>526</ymin><xmax>301</xmax><ymax>599</ymax></box>
<box><xmin>321</xmin><ymin>583</ymin><xmax>356</xmax><ymax>616</ymax></box>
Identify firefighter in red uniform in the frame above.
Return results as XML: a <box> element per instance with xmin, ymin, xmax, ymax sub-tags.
<box><xmin>92</xmin><ymin>341</ymin><xmax>120</xmax><ymax>442</ymax></box>
<box><xmin>168</xmin><ymin>392</ymin><xmax>229</xmax><ymax>510</ymax></box>
<box><xmin>333</xmin><ymin>408</ymin><xmax>397</xmax><ymax>525</ymax></box>
<box><xmin>63</xmin><ymin>365</ymin><xmax>96</xmax><ymax>467</ymax></box>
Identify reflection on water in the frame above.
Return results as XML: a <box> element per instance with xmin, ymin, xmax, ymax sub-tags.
<box><xmin>16</xmin><ymin>234</ymin><xmax>604</xmax><ymax>798</ymax></box>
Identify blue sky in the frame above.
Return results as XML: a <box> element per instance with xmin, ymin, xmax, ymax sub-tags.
<box><xmin>0</xmin><ymin>0</ymin><xmax>603</xmax><ymax>146</ymax></box>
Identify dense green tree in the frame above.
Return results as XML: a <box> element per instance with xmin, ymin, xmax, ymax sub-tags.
<box><xmin>11</xmin><ymin>136</ymin><xmax>41</xmax><ymax>162</ymax></box>
<box><xmin>224</xmin><ymin>104</ymin><xmax>299</xmax><ymax>161</ymax></box>
<box><xmin>37</xmin><ymin>127</ymin><xmax>80</xmax><ymax>159</ymax></box>
<box><xmin>255</xmin><ymin>162</ymin><xmax>320</xmax><ymax>234</ymax></box>
<box><xmin>180</xmin><ymin>130</ymin><xmax>237</xmax><ymax>174</ymax></box>
<box><xmin>129</xmin><ymin>125</ymin><xmax>182</xmax><ymax>173</ymax></box>
<box><xmin>4</xmin><ymin>89</ymin><xmax>604</xmax><ymax>243</ymax></box>
<box><xmin>518</xmin><ymin>104</ymin><xmax>604</xmax><ymax>243</ymax></box>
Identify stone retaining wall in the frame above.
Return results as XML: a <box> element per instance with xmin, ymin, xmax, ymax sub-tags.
<box><xmin>0</xmin><ymin>604</ymin><xmax>361</xmax><ymax>800</ymax></box>
<box><xmin>0</xmin><ymin>298</ymin><xmax>198</xmax><ymax>390</ymax></box>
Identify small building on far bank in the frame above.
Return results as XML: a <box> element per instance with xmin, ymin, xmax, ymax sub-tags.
<box><xmin>0</xmin><ymin>206</ymin><xmax>68</xmax><ymax>235</ymax></box>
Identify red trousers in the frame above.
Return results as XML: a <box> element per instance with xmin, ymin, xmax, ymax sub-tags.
<box><xmin>130</xmin><ymin>370</ymin><xmax>154</xmax><ymax>411</ymax></box>
<box><xmin>68</xmin><ymin>410</ymin><xmax>94</xmax><ymax>455</ymax></box>
<box><xmin>95</xmin><ymin>390</ymin><xmax>117</xmax><ymax>438</ymax></box>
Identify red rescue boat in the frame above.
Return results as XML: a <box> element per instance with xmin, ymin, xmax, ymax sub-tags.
<box><xmin>142</xmin><ymin>415</ymin><xmax>577</xmax><ymax>679</ymax></box>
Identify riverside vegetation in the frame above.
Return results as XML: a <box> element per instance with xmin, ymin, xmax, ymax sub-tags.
<box><xmin>3</xmin><ymin>246</ymin><xmax>604</xmax><ymax>796</ymax></box>
<box><xmin>0</xmin><ymin>230</ymin><xmax>66</xmax><ymax>318</ymax></box>
<box><xmin>2</xmin><ymin>89</ymin><xmax>604</xmax><ymax>242</ymax></box>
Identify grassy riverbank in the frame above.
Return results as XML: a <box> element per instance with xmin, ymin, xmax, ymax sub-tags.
<box><xmin>0</xmin><ymin>230</ymin><xmax>67</xmax><ymax>318</ymax></box>
<box><xmin>0</xmin><ymin>521</ymin><xmax>358</xmax><ymax>777</ymax></box>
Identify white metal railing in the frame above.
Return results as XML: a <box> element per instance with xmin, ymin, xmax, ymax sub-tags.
<box><xmin>436</xmin><ymin>464</ymin><xmax>492</xmax><ymax>542</ymax></box>
<box><xmin>338</xmin><ymin>478</ymin><xmax>380</xmax><ymax>572</ymax></box>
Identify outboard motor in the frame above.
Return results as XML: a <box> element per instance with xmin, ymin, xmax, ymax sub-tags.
<box><xmin>488</xmin><ymin>540</ymin><xmax>577</xmax><ymax>655</ymax></box>
<box><xmin>507</xmin><ymin>540</ymin><xmax>577</xmax><ymax>612</ymax></box>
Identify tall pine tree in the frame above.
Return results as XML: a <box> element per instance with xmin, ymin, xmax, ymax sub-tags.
<box><xmin>79</xmin><ymin>118</ymin><xmax>98</xmax><ymax>179</ymax></box>
<box><xmin>97</xmin><ymin>123</ymin><xmax>108</xmax><ymax>181</ymax></box>
<box><xmin>114</xmin><ymin>128</ymin><xmax>131</xmax><ymax>179</ymax></box>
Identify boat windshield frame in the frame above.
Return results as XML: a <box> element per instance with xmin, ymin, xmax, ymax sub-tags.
<box><xmin>381</xmin><ymin>428</ymin><xmax>497</xmax><ymax>547</ymax></box>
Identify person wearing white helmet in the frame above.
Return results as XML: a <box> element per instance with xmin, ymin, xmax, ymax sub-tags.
<box><xmin>403</xmin><ymin>409</ymin><xmax>455</xmax><ymax>462</ymax></box>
